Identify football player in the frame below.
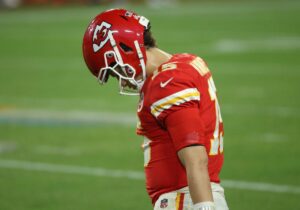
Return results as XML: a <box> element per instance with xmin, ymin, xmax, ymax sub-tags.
<box><xmin>82</xmin><ymin>8</ymin><xmax>229</xmax><ymax>210</ymax></box>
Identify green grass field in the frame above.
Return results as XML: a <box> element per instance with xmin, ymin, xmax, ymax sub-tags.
<box><xmin>0</xmin><ymin>0</ymin><xmax>300</xmax><ymax>209</ymax></box>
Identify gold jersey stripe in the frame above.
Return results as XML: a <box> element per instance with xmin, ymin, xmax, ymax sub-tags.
<box><xmin>151</xmin><ymin>92</ymin><xmax>199</xmax><ymax>115</ymax></box>
<box><xmin>175</xmin><ymin>192</ymin><xmax>184</xmax><ymax>210</ymax></box>
<box><xmin>151</xmin><ymin>88</ymin><xmax>200</xmax><ymax>118</ymax></box>
<box><xmin>175</xmin><ymin>192</ymin><xmax>181</xmax><ymax>210</ymax></box>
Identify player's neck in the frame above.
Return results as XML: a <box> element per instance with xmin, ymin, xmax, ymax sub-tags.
<box><xmin>145</xmin><ymin>48</ymin><xmax>172</xmax><ymax>76</ymax></box>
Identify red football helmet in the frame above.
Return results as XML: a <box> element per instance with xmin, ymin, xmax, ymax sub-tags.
<box><xmin>82</xmin><ymin>8</ymin><xmax>150</xmax><ymax>95</ymax></box>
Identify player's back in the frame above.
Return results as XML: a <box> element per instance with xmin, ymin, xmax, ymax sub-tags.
<box><xmin>137</xmin><ymin>53</ymin><xmax>224</xmax><ymax>204</ymax></box>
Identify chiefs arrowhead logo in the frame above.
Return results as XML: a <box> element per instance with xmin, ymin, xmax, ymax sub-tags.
<box><xmin>92</xmin><ymin>21</ymin><xmax>114</xmax><ymax>52</ymax></box>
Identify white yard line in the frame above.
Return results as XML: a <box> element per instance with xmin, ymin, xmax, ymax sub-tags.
<box><xmin>222</xmin><ymin>180</ymin><xmax>300</xmax><ymax>194</ymax></box>
<box><xmin>0</xmin><ymin>159</ymin><xmax>144</xmax><ymax>180</ymax></box>
<box><xmin>213</xmin><ymin>37</ymin><xmax>300</xmax><ymax>53</ymax></box>
<box><xmin>0</xmin><ymin>105</ymin><xmax>299</xmax><ymax>127</ymax></box>
<box><xmin>0</xmin><ymin>159</ymin><xmax>299</xmax><ymax>194</ymax></box>
<box><xmin>222</xmin><ymin>104</ymin><xmax>300</xmax><ymax>119</ymax></box>
<box><xmin>0</xmin><ymin>109</ymin><xmax>136</xmax><ymax>126</ymax></box>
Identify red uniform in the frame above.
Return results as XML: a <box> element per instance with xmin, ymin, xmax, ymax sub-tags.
<box><xmin>136</xmin><ymin>54</ymin><xmax>224</xmax><ymax>205</ymax></box>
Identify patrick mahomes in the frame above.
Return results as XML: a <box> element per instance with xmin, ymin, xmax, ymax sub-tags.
<box><xmin>82</xmin><ymin>8</ymin><xmax>229</xmax><ymax>210</ymax></box>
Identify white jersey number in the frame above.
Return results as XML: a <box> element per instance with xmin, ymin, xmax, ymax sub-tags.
<box><xmin>190</xmin><ymin>57</ymin><xmax>224</xmax><ymax>156</ymax></box>
<box><xmin>208</xmin><ymin>77</ymin><xmax>224</xmax><ymax>156</ymax></box>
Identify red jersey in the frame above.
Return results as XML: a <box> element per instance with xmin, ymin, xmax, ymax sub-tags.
<box><xmin>136</xmin><ymin>54</ymin><xmax>224</xmax><ymax>204</ymax></box>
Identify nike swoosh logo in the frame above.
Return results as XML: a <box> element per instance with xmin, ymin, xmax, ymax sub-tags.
<box><xmin>160</xmin><ymin>77</ymin><xmax>174</xmax><ymax>88</ymax></box>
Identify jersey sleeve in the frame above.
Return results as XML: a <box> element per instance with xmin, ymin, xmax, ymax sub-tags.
<box><xmin>165</xmin><ymin>107</ymin><xmax>206</xmax><ymax>152</ymax></box>
<box><xmin>148</xmin><ymin>67</ymin><xmax>204</xmax><ymax>152</ymax></box>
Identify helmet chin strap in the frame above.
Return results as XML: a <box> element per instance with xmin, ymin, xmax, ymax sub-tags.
<box><xmin>134</xmin><ymin>40</ymin><xmax>147</xmax><ymax>91</ymax></box>
<box><xmin>134</xmin><ymin>40</ymin><xmax>146</xmax><ymax>81</ymax></box>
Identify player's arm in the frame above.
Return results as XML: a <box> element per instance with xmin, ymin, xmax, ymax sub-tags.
<box><xmin>178</xmin><ymin>146</ymin><xmax>215</xmax><ymax>209</ymax></box>
<box><xmin>165</xmin><ymin>108</ymin><xmax>215</xmax><ymax>210</ymax></box>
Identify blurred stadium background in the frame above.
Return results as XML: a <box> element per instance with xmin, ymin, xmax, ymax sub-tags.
<box><xmin>0</xmin><ymin>0</ymin><xmax>300</xmax><ymax>209</ymax></box>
